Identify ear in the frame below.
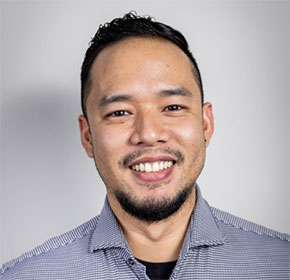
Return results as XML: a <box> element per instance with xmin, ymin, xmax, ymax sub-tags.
<box><xmin>202</xmin><ymin>102</ymin><xmax>214</xmax><ymax>147</ymax></box>
<box><xmin>78</xmin><ymin>115</ymin><xmax>94</xmax><ymax>158</ymax></box>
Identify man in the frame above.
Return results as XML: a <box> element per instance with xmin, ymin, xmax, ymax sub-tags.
<box><xmin>1</xmin><ymin>12</ymin><xmax>289</xmax><ymax>280</ymax></box>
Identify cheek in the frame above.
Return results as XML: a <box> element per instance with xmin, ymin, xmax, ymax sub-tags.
<box><xmin>92</xmin><ymin>125</ymin><xmax>129</xmax><ymax>162</ymax></box>
<box><xmin>171</xmin><ymin>118</ymin><xmax>203</xmax><ymax>145</ymax></box>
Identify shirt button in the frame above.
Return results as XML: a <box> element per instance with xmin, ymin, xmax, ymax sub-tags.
<box><xmin>128</xmin><ymin>258</ymin><xmax>135</xmax><ymax>265</ymax></box>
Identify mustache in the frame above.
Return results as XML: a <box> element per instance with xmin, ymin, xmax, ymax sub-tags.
<box><xmin>120</xmin><ymin>147</ymin><xmax>185</xmax><ymax>168</ymax></box>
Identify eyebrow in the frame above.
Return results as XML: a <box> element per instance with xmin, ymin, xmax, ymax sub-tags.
<box><xmin>99</xmin><ymin>94</ymin><xmax>133</xmax><ymax>107</ymax></box>
<box><xmin>159</xmin><ymin>86</ymin><xmax>193</xmax><ymax>98</ymax></box>
<box><xmin>98</xmin><ymin>86</ymin><xmax>193</xmax><ymax>107</ymax></box>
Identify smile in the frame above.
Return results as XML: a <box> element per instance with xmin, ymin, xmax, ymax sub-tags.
<box><xmin>130</xmin><ymin>161</ymin><xmax>174</xmax><ymax>172</ymax></box>
<box><xmin>128</xmin><ymin>156</ymin><xmax>177</xmax><ymax>182</ymax></box>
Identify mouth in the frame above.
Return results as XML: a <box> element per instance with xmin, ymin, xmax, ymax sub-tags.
<box><xmin>128</xmin><ymin>157</ymin><xmax>177</xmax><ymax>182</ymax></box>
<box><xmin>130</xmin><ymin>160</ymin><xmax>175</xmax><ymax>172</ymax></box>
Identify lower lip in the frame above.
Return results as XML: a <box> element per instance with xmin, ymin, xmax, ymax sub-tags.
<box><xmin>130</xmin><ymin>164</ymin><xmax>175</xmax><ymax>182</ymax></box>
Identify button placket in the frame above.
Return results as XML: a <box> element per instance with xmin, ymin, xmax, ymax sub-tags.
<box><xmin>128</xmin><ymin>258</ymin><xmax>135</xmax><ymax>266</ymax></box>
<box><xmin>128</xmin><ymin>257</ymin><xmax>149</xmax><ymax>280</ymax></box>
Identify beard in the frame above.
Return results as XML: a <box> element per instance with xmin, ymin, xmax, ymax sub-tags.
<box><xmin>113</xmin><ymin>182</ymin><xmax>195</xmax><ymax>223</ymax></box>
<box><xmin>93</xmin><ymin>146</ymin><xmax>203</xmax><ymax>224</ymax></box>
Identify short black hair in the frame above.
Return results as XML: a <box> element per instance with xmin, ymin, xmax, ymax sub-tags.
<box><xmin>81</xmin><ymin>12</ymin><xmax>204</xmax><ymax>118</ymax></box>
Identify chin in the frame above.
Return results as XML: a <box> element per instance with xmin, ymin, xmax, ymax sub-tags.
<box><xmin>113</xmin><ymin>181</ymin><xmax>195</xmax><ymax>223</ymax></box>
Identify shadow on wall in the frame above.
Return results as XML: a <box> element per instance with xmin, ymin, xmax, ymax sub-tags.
<box><xmin>2</xmin><ymin>88</ymin><xmax>81</xmax><ymax>165</ymax></box>
<box><xmin>2</xmin><ymin>86</ymin><xmax>105</xmax><ymax>222</ymax></box>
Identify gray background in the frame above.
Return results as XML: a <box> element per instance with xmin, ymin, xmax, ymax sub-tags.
<box><xmin>1</xmin><ymin>0</ymin><xmax>289</xmax><ymax>265</ymax></box>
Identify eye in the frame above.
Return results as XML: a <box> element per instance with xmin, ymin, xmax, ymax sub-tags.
<box><xmin>164</xmin><ymin>104</ymin><xmax>185</xmax><ymax>111</ymax></box>
<box><xmin>106</xmin><ymin>110</ymin><xmax>130</xmax><ymax>118</ymax></box>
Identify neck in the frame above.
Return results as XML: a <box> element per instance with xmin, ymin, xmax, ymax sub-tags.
<box><xmin>108</xmin><ymin>188</ymin><xmax>196</xmax><ymax>262</ymax></box>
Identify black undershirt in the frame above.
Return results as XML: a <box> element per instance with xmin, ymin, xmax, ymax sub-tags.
<box><xmin>137</xmin><ymin>258</ymin><xmax>177</xmax><ymax>280</ymax></box>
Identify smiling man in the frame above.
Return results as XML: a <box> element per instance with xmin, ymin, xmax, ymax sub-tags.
<box><xmin>1</xmin><ymin>12</ymin><xmax>289</xmax><ymax>280</ymax></box>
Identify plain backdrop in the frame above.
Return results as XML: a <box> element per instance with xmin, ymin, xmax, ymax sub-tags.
<box><xmin>1</xmin><ymin>0</ymin><xmax>289</xmax><ymax>265</ymax></box>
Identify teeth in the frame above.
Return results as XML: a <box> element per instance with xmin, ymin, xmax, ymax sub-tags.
<box><xmin>131</xmin><ymin>161</ymin><xmax>174</xmax><ymax>172</ymax></box>
<box><xmin>152</xmin><ymin>162</ymin><xmax>159</xmax><ymax>172</ymax></box>
<box><xmin>145</xmin><ymin>163</ymin><xmax>152</xmax><ymax>172</ymax></box>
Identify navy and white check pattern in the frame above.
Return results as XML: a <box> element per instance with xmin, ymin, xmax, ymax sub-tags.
<box><xmin>1</xmin><ymin>186</ymin><xmax>289</xmax><ymax>279</ymax></box>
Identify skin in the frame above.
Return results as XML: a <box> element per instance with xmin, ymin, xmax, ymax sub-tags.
<box><xmin>79</xmin><ymin>37</ymin><xmax>214</xmax><ymax>262</ymax></box>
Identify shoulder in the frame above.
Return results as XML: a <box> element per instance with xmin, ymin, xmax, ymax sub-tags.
<box><xmin>1</xmin><ymin>216</ymin><xmax>100</xmax><ymax>277</ymax></box>
<box><xmin>208</xmin><ymin>207</ymin><xmax>290</xmax><ymax>276</ymax></box>
<box><xmin>210</xmin><ymin>206</ymin><xmax>290</xmax><ymax>243</ymax></box>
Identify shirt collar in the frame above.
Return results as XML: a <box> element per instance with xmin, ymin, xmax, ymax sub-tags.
<box><xmin>90</xmin><ymin>185</ymin><xmax>227</xmax><ymax>253</ymax></box>
<box><xmin>90</xmin><ymin>197</ymin><xmax>128</xmax><ymax>252</ymax></box>
<box><xmin>186</xmin><ymin>185</ymin><xmax>227</xmax><ymax>249</ymax></box>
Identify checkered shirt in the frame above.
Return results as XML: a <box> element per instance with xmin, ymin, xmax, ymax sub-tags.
<box><xmin>1</xmin><ymin>186</ymin><xmax>289</xmax><ymax>279</ymax></box>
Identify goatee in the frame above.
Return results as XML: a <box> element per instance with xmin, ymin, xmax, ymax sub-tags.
<box><xmin>114</xmin><ymin>183</ymin><xmax>195</xmax><ymax>223</ymax></box>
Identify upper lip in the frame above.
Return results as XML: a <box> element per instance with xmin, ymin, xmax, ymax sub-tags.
<box><xmin>129</xmin><ymin>155</ymin><xmax>177</xmax><ymax>167</ymax></box>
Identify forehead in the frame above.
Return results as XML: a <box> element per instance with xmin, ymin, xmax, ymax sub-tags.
<box><xmin>89</xmin><ymin>37</ymin><xmax>199</xmax><ymax>101</ymax></box>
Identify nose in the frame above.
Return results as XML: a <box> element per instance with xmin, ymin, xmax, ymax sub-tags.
<box><xmin>129</xmin><ymin>110</ymin><xmax>169</xmax><ymax>146</ymax></box>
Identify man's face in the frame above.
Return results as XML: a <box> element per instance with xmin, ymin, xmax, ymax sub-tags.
<box><xmin>79</xmin><ymin>38</ymin><xmax>213</xmax><ymax>222</ymax></box>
